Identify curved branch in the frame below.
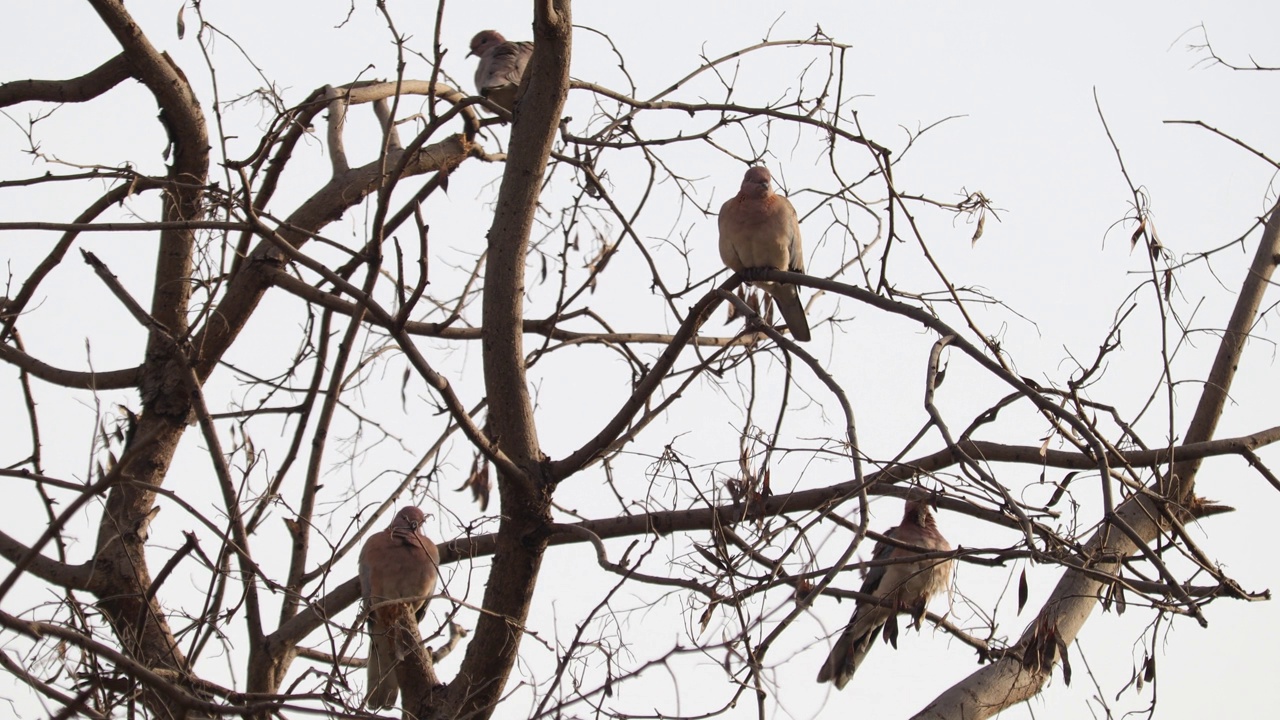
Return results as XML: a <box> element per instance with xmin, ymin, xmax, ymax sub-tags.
<box><xmin>0</xmin><ymin>53</ymin><xmax>132</xmax><ymax>108</ymax></box>
<box><xmin>190</xmin><ymin>131</ymin><xmax>473</xmax><ymax>381</ymax></box>
<box><xmin>264</xmin><ymin>426</ymin><xmax>1280</xmax><ymax>653</ymax></box>
<box><xmin>0</xmin><ymin>528</ymin><xmax>93</xmax><ymax>591</ymax></box>
<box><xmin>917</xmin><ymin>200</ymin><xmax>1280</xmax><ymax>719</ymax></box>
<box><xmin>0</xmin><ymin>343</ymin><xmax>142</xmax><ymax>389</ymax></box>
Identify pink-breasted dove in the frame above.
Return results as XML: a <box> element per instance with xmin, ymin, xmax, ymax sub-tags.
<box><xmin>718</xmin><ymin>166</ymin><xmax>812</xmax><ymax>342</ymax></box>
<box><xmin>816</xmin><ymin>500</ymin><xmax>953</xmax><ymax>689</ymax></box>
<box><xmin>468</xmin><ymin>30</ymin><xmax>534</xmax><ymax>112</ymax></box>
<box><xmin>359</xmin><ymin>506</ymin><xmax>440</xmax><ymax>709</ymax></box>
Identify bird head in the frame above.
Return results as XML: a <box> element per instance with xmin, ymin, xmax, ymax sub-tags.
<box><xmin>392</xmin><ymin>506</ymin><xmax>426</xmax><ymax>531</ymax></box>
<box><xmin>903</xmin><ymin>500</ymin><xmax>938</xmax><ymax>528</ymax></box>
<box><xmin>468</xmin><ymin>30</ymin><xmax>506</xmax><ymax>58</ymax></box>
<box><xmin>740</xmin><ymin>166</ymin><xmax>773</xmax><ymax>197</ymax></box>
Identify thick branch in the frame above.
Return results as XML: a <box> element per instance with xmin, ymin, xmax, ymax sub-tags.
<box><xmin>264</xmin><ymin>426</ymin><xmax>1280</xmax><ymax>653</ymax></box>
<box><xmin>0</xmin><ymin>343</ymin><xmax>142</xmax><ymax>389</ymax></box>
<box><xmin>0</xmin><ymin>528</ymin><xmax>94</xmax><ymax>590</ymax></box>
<box><xmin>442</xmin><ymin>5</ymin><xmax>573</xmax><ymax>717</ymax></box>
<box><xmin>917</xmin><ymin>201</ymin><xmax>1280</xmax><ymax>719</ymax></box>
<box><xmin>191</xmin><ymin>131</ymin><xmax>472</xmax><ymax>381</ymax></box>
<box><xmin>79</xmin><ymin>6</ymin><xmax>210</xmax><ymax>719</ymax></box>
<box><xmin>0</xmin><ymin>53</ymin><xmax>132</xmax><ymax>108</ymax></box>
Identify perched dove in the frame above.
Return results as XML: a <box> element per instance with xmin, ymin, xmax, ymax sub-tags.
<box><xmin>816</xmin><ymin>500</ymin><xmax>953</xmax><ymax>689</ymax></box>
<box><xmin>359</xmin><ymin>506</ymin><xmax>440</xmax><ymax>709</ymax></box>
<box><xmin>469</xmin><ymin>30</ymin><xmax>534</xmax><ymax>112</ymax></box>
<box><xmin>718</xmin><ymin>166</ymin><xmax>812</xmax><ymax>341</ymax></box>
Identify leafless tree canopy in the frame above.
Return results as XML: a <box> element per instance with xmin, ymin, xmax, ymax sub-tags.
<box><xmin>1</xmin><ymin>2</ymin><xmax>1277</xmax><ymax>719</ymax></box>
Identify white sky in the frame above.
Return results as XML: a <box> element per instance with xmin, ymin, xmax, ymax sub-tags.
<box><xmin>2</xmin><ymin>1</ymin><xmax>1279</xmax><ymax>718</ymax></box>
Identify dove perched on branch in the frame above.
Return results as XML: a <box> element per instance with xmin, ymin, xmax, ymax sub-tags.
<box><xmin>359</xmin><ymin>506</ymin><xmax>440</xmax><ymax>709</ymax></box>
<box><xmin>469</xmin><ymin>29</ymin><xmax>534</xmax><ymax>113</ymax></box>
<box><xmin>717</xmin><ymin>166</ymin><xmax>812</xmax><ymax>341</ymax></box>
<box><xmin>817</xmin><ymin>500</ymin><xmax>953</xmax><ymax>689</ymax></box>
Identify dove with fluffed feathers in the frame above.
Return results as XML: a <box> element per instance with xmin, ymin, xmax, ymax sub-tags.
<box><xmin>359</xmin><ymin>506</ymin><xmax>440</xmax><ymax>709</ymax></box>
<box><xmin>718</xmin><ymin>166</ymin><xmax>812</xmax><ymax>342</ymax></box>
<box><xmin>469</xmin><ymin>30</ymin><xmax>534</xmax><ymax>113</ymax></box>
<box><xmin>816</xmin><ymin>500</ymin><xmax>953</xmax><ymax>689</ymax></box>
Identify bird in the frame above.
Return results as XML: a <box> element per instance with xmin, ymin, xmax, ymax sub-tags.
<box><xmin>468</xmin><ymin>30</ymin><xmax>534</xmax><ymax>113</ymax></box>
<box><xmin>359</xmin><ymin>506</ymin><xmax>440</xmax><ymax>709</ymax></box>
<box><xmin>816</xmin><ymin>499</ymin><xmax>953</xmax><ymax>689</ymax></box>
<box><xmin>718</xmin><ymin>166</ymin><xmax>812</xmax><ymax>342</ymax></box>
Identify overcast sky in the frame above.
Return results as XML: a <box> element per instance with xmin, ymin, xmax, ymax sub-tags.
<box><xmin>3</xmin><ymin>1</ymin><xmax>1279</xmax><ymax>718</ymax></box>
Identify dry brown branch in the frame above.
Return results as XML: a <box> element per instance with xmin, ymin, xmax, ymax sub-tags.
<box><xmin>1</xmin><ymin>5</ymin><xmax>1276</xmax><ymax>720</ymax></box>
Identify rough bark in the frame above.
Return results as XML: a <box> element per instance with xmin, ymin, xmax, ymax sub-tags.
<box><xmin>79</xmin><ymin>2</ymin><xmax>211</xmax><ymax>717</ymax></box>
<box><xmin>438</xmin><ymin>2</ymin><xmax>573</xmax><ymax>719</ymax></box>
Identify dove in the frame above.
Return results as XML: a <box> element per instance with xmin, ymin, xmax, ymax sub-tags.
<box><xmin>718</xmin><ymin>166</ymin><xmax>811</xmax><ymax>341</ymax></box>
<box><xmin>359</xmin><ymin>506</ymin><xmax>440</xmax><ymax>709</ymax></box>
<box><xmin>469</xmin><ymin>29</ymin><xmax>534</xmax><ymax>112</ymax></box>
<box><xmin>817</xmin><ymin>500</ymin><xmax>953</xmax><ymax>689</ymax></box>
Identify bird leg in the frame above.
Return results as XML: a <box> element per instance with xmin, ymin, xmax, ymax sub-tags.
<box><xmin>909</xmin><ymin>598</ymin><xmax>928</xmax><ymax>631</ymax></box>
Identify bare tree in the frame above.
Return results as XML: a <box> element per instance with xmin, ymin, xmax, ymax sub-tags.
<box><xmin>0</xmin><ymin>2</ymin><xmax>1276</xmax><ymax>719</ymax></box>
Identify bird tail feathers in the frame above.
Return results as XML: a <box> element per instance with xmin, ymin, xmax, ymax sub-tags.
<box><xmin>816</xmin><ymin>623</ymin><xmax>880</xmax><ymax>690</ymax></box>
<box><xmin>770</xmin><ymin>285</ymin><xmax>811</xmax><ymax>342</ymax></box>
<box><xmin>366</xmin><ymin>621</ymin><xmax>400</xmax><ymax>709</ymax></box>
